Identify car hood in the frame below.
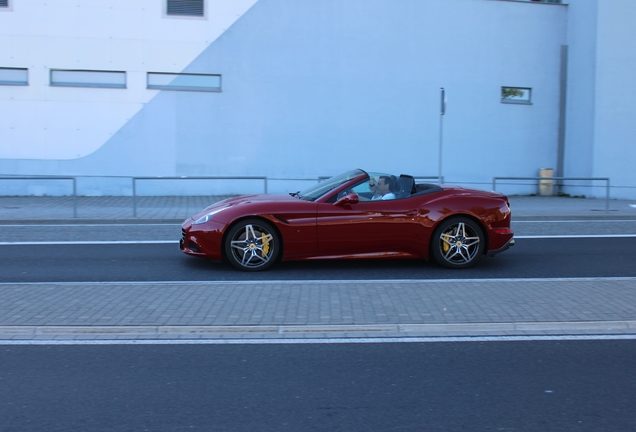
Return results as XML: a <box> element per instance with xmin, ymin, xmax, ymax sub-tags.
<box><xmin>189</xmin><ymin>193</ymin><xmax>298</xmax><ymax>221</ymax></box>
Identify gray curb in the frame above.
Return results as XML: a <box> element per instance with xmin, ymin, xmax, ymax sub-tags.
<box><xmin>2</xmin><ymin>320</ymin><xmax>636</xmax><ymax>340</ymax></box>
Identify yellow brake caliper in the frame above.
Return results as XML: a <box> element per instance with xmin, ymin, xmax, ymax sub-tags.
<box><xmin>442</xmin><ymin>228</ymin><xmax>453</xmax><ymax>253</ymax></box>
<box><xmin>261</xmin><ymin>232</ymin><xmax>270</xmax><ymax>258</ymax></box>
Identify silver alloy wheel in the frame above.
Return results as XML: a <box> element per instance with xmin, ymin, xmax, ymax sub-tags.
<box><xmin>432</xmin><ymin>217</ymin><xmax>484</xmax><ymax>268</ymax></box>
<box><xmin>226</xmin><ymin>220</ymin><xmax>278</xmax><ymax>271</ymax></box>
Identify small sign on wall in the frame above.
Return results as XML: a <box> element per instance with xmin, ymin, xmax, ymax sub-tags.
<box><xmin>501</xmin><ymin>87</ymin><xmax>532</xmax><ymax>104</ymax></box>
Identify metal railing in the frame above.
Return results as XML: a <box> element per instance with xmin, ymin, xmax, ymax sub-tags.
<box><xmin>0</xmin><ymin>174</ymin><xmax>616</xmax><ymax>217</ymax></box>
<box><xmin>0</xmin><ymin>176</ymin><xmax>78</xmax><ymax>217</ymax></box>
<box><xmin>492</xmin><ymin>176</ymin><xmax>610</xmax><ymax>213</ymax></box>
<box><xmin>0</xmin><ymin>174</ymin><xmax>324</xmax><ymax>218</ymax></box>
<box><xmin>414</xmin><ymin>176</ymin><xmax>443</xmax><ymax>183</ymax></box>
<box><xmin>132</xmin><ymin>176</ymin><xmax>268</xmax><ymax>217</ymax></box>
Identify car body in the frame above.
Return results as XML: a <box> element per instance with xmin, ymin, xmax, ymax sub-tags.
<box><xmin>180</xmin><ymin>169</ymin><xmax>514</xmax><ymax>271</ymax></box>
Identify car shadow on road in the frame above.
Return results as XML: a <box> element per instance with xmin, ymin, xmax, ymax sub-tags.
<box><xmin>178</xmin><ymin>253</ymin><xmax>513</xmax><ymax>281</ymax></box>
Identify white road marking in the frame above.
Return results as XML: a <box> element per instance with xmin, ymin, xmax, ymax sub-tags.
<box><xmin>0</xmin><ymin>223</ymin><xmax>180</xmax><ymax>227</ymax></box>
<box><xmin>1</xmin><ymin>334</ymin><xmax>636</xmax><ymax>345</ymax></box>
<box><xmin>515</xmin><ymin>234</ymin><xmax>636</xmax><ymax>239</ymax></box>
<box><xmin>513</xmin><ymin>219</ymin><xmax>636</xmax><ymax>223</ymax></box>
<box><xmin>1</xmin><ymin>234</ymin><xmax>636</xmax><ymax>246</ymax></box>
<box><xmin>0</xmin><ymin>240</ymin><xmax>177</xmax><ymax>245</ymax></box>
<box><xmin>1</xmin><ymin>276</ymin><xmax>635</xmax><ymax>286</ymax></box>
<box><xmin>1</xmin><ymin>221</ymin><xmax>634</xmax><ymax>228</ymax></box>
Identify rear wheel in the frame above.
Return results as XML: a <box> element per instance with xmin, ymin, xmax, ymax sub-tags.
<box><xmin>224</xmin><ymin>219</ymin><xmax>280</xmax><ymax>271</ymax></box>
<box><xmin>431</xmin><ymin>217</ymin><xmax>484</xmax><ymax>269</ymax></box>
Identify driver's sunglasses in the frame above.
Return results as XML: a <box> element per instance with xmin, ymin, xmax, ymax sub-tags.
<box><xmin>369</xmin><ymin>183</ymin><xmax>376</xmax><ymax>187</ymax></box>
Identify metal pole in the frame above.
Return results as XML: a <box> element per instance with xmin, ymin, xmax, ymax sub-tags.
<box><xmin>556</xmin><ymin>45</ymin><xmax>568</xmax><ymax>195</ymax></box>
<box><xmin>492</xmin><ymin>178</ymin><xmax>497</xmax><ymax>192</ymax></box>
<box><xmin>606</xmin><ymin>178</ymin><xmax>610</xmax><ymax>214</ymax></box>
<box><xmin>132</xmin><ymin>178</ymin><xmax>137</xmax><ymax>218</ymax></box>
<box><xmin>72</xmin><ymin>178</ymin><xmax>77</xmax><ymax>218</ymax></box>
<box><xmin>438</xmin><ymin>88</ymin><xmax>445</xmax><ymax>184</ymax></box>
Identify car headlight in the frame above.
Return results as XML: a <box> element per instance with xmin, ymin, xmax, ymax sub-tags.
<box><xmin>192</xmin><ymin>207</ymin><xmax>229</xmax><ymax>225</ymax></box>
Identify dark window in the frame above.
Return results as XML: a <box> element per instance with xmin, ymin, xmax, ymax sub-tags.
<box><xmin>499</xmin><ymin>0</ymin><xmax>562</xmax><ymax>3</ymax></box>
<box><xmin>167</xmin><ymin>0</ymin><xmax>204</xmax><ymax>17</ymax></box>
<box><xmin>147</xmin><ymin>72</ymin><xmax>221</xmax><ymax>92</ymax></box>
<box><xmin>0</xmin><ymin>0</ymin><xmax>9</xmax><ymax>7</ymax></box>
<box><xmin>50</xmin><ymin>69</ymin><xmax>126</xmax><ymax>89</ymax></box>
<box><xmin>0</xmin><ymin>67</ymin><xmax>28</xmax><ymax>86</ymax></box>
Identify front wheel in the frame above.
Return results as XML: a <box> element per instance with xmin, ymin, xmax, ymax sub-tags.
<box><xmin>431</xmin><ymin>217</ymin><xmax>485</xmax><ymax>269</ymax></box>
<box><xmin>224</xmin><ymin>219</ymin><xmax>280</xmax><ymax>271</ymax></box>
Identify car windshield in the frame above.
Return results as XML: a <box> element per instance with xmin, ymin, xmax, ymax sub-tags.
<box><xmin>297</xmin><ymin>169</ymin><xmax>366</xmax><ymax>201</ymax></box>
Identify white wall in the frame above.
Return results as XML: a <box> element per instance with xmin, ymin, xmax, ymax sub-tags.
<box><xmin>0</xmin><ymin>0</ymin><xmax>579</xmax><ymax>196</ymax></box>
<box><xmin>0</xmin><ymin>0</ymin><xmax>257</xmax><ymax>159</ymax></box>
<box><xmin>563</xmin><ymin>0</ymin><xmax>636</xmax><ymax>200</ymax></box>
<box><xmin>592</xmin><ymin>0</ymin><xmax>636</xmax><ymax>199</ymax></box>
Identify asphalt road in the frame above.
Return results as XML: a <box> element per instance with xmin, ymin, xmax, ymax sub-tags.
<box><xmin>1</xmin><ymin>340</ymin><xmax>635</xmax><ymax>431</ymax></box>
<box><xmin>3</xmin><ymin>219</ymin><xmax>636</xmax><ymax>242</ymax></box>
<box><xmin>3</xmin><ymin>232</ymin><xmax>635</xmax><ymax>431</ymax></box>
<box><xmin>1</xmin><ymin>237</ymin><xmax>635</xmax><ymax>282</ymax></box>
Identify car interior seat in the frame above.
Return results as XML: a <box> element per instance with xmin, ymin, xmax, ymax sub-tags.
<box><xmin>395</xmin><ymin>175</ymin><xmax>415</xmax><ymax>199</ymax></box>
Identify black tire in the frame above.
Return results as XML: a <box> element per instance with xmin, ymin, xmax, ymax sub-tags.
<box><xmin>431</xmin><ymin>216</ymin><xmax>485</xmax><ymax>269</ymax></box>
<box><xmin>224</xmin><ymin>218</ymin><xmax>280</xmax><ymax>271</ymax></box>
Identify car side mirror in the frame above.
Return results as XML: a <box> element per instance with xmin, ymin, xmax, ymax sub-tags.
<box><xmin>334</xmin><ymin>193</ymin><xmax>359</xmax><ymax>206</ymax></box>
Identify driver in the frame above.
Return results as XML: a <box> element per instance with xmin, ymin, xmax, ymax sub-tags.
<box><xmin>376</xmin><ymin>176</ymin><xmax>396</xmax><ymax>200</ymax></box>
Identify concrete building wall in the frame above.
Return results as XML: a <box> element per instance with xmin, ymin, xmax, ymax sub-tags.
<box><xmin>564</xmin><ymin>0</ymin><xmax>636</xmax><ymax>199</ymax></box>
<box><xmin>0</xmin><ymin>0</ymin><xmax>584</xmax><ymax>197</ymax></box>
<box><xmin>592</xmin><ymin>0</ymin><xmax>636</xmax><ymax>199</ymax></box>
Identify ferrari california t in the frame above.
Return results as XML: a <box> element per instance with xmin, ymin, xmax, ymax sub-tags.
<box><xmin>180</xmin><ymin>169</ymin><xmax>514</xmax><ymax>271</ymax></box>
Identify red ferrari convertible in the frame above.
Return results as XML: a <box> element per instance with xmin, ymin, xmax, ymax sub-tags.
<box><xmin>180</xmin><ymin>169</ymin><xmax>514</xmax><ymax>271</ymax></box>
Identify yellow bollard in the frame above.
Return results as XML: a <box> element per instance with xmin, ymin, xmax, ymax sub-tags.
<box><xmin>538</xmin><ymin>168</ymin><xmax>554</xmax><ymax>196</ymax></box>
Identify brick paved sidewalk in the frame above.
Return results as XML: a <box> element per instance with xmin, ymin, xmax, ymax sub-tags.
<box><xmin>0</xmin><ymin>196</ymin><xmax>232</xmax><ymax>221</ymax></box>
<box><xmin>1</xmin><ymin>278</ymin><xmax>635</xmax><ymax>340</ymax></box>
<box><xmin>1</xmin><ymin>195</ymin><xmax>635</xmax><ymax>221</ymax></box>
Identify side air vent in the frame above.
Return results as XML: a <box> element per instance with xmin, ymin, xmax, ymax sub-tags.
<box><xmin>167</xmin><ymin>0</ymin><xmax>204</xmax><ymax>17</ymax></box>
<box><xmin>274</xmin><ymin>216</ymin><xmax>290</xmax><ymax>224</ymax></box>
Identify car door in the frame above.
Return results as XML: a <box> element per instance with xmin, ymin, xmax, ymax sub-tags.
<box><xmin>316</xmin><ymin>196</ymin><xmax>420</xmax><ymax>256</ymax></box>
